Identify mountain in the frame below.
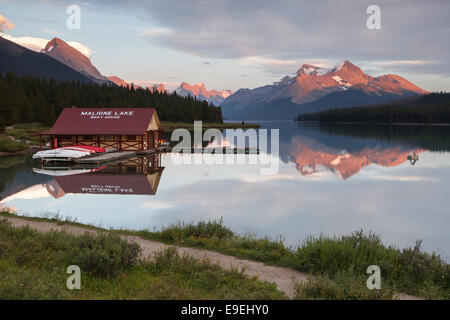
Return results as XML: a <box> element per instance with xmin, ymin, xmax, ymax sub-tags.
<box><xmin>151</xmin><ymin>83</ymin><xmax>166</xmax><ymax>93</ymax></box>
<box><xmin>221</xmin><ymin>60</ymin><xmax>429</xmax><ymax>120</ymax></box>
<box><xmin>41</xmin><ymin>38</ymin><xmax>110</xmax><ymax>85</ymax></box>
<box><xmin>108</xmin><ymin>75</ymin><xmax>130</xmax><ymax>87</ymax></box>
<box><xmin>175</xmin><ymin>82</ymin><xmax>233</xmax><ymax>106</ymax></box>
<box><xmin>0</xmin><ymin>35</ymin><xmax>93</xmax><ymax>83</ymax></box>
<box><xmin>287</xmin><ymin>135</ymin><xmax>423</xmax><ymax>180</ymax></box>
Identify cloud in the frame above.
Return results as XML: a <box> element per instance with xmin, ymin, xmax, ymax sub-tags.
<box><xmin>42</xmin><ymin>29</ymin><xmax>61</xmax><ymax>36</ymax></box>
<box><xmin>0</xmin><ymin>32</ymin><xmax>93</xmax><ymax>57</ymax></box>
<box><xmin>127</xmin><ymin>0</ymin><xmax>450</xmax><ymax>76</ymax></box>
<box><xmin>373</xmin><ymin>60</ymin><xmax>439</xmax><ymax>67</ymax></box>
<box><xmin>67</xmin><ymin>41</ymin><xmax>94</xmax><ymax>58</ymax></box>
<box><xmin>0</xmin><ymin>14</ymin><xmax>15</xmax><ymax>32</ymax></box>
<box><xmin>140</xmin><ymin>27</ymin><xmax>174</xmax><ymax>37</ymax></box>
<box><xmin>0</xmin><ymin>184</ymin><xmax>51</xmax><ymax>202</ymax></box>
<box><xmin>239</xmin><ymin>56</ymin><xmax>337</xmax><ymax>75</ymax></box>
<box><xmin>0</xmin><ymin>33</ymin><xmax>48</xmax><ymax>52</ymax></box>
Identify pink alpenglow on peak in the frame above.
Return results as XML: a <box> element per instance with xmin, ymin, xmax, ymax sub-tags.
<box><xmin>107</xmin><ymin>76</ymin><xmax>130</xmax><ymax>88</ymax></box>
<box><xmin>221</xmin><ymin>60</ymin><xmax>429</xmax><ymax>119</ymax></box>
<box><xmin>41</xmin><ymin>38</ymin><xmax>110</xmax><ymax>85</ymax></box>
<box><xmin>152</xmin><ymin>83</ymin><xmax>166</xmax><ymax>93</ymax></box>
<box><xmin>175</xmin><ymin>82</ymin><xmax>233</xmax><ymax>106</ymax></box>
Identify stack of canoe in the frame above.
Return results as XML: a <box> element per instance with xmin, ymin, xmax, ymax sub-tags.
<box><xmin>32</xmin><ymin>145</ymin><xmax>106</xmax><ymax>161</ymax></box>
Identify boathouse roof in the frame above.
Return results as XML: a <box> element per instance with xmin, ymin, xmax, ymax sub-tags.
<box><xmin>40</xmin><ymin>108</ymin><xmax>161</xmax><ymax>135</ymax></box>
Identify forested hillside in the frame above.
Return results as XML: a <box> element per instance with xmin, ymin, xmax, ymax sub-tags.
<box><xmin>296</xmin><ymin>92</ymin><xmax>450</xmax><ymax>123</ymax></box>
<box><xmin>0</xmin><ymin>72</ymin><xmax>223</xmax><ymax>130</ymax></box>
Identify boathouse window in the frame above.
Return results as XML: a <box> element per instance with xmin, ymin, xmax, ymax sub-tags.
<box><xmin>60</xmin><ymin>136</ymin><xmax>72</xmax><ymax>141</ymax></box>
<box><xmin>126</xmin><ymin>135</ymin><xmax>137</xmax><ymax>141</ymax></box>
<box><xmin>105</xmin><ymin>135</ymin><xmax>116</xmax><ymax>141</ymax></box>
<box><xmin>83</xmin><ymin>135</ymin><xmax>94</xmax><ymax>141</ymax></box>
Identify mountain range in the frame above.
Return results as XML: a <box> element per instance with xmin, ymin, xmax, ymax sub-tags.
<box><xmin>175</xmin><ymin>82</ymin><xmax>233</xmax><ymax>105</ymax></box>
<box><xmin>221</xmin><ymin>60</ymin><xmax>428</xmax><ymax>120</ymax></box>
<box><xmin>0</xmin><ymin>36</ymin><xmax>93</xmax><ymax>83</ymax></box>
<box><xmin>1</xmin><ymin>35</ymin><xmax>429</xmax><ymax>119</ymax></box>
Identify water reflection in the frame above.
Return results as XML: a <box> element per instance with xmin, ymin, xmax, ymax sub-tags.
<box><xmin>1</xmin><ymin>122</ymin><xmax>449</xmax><ymax>260</ymax></box>
<box><xmin>278</xmin><ymin>123</ymin><xmax>450</xmax><ymax>180</ymax></box>
<box><xmin>36</xmin><ymin>156</ymin><xmax>164</xmax><ymax>198</ymax></box>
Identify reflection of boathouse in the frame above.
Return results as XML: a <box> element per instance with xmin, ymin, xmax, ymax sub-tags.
<box><xmin>38</xmin><ymin>108</ymin><xmax>162</xmax><ymax>151</ymax></box>
<box><xmin>45</xmin><ymin>156</ymin><xmax>164</xmax><ymax>198</ymax></box>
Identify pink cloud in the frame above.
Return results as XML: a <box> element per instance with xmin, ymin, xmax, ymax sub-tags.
<box><xmin>0</xmin><ymin>14</ymin><xmax>15</xmax><ymax>32</ymax></box>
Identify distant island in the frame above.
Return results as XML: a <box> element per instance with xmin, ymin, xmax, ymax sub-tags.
<box><xmin>296</xmin><ymin>92</ymin><xmax>450</xmax><ymax>124</ymax></box>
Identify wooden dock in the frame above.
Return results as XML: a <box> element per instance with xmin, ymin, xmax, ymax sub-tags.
<box><xmin>43</xmin><ymin>146</ymin><xmax>258</xmax><ymax>165</ymax></box>
<box><xmin>136</xmin><ymin>147</ymin><xmax>172</xmax><ymax>155</ymax></box>
<box><xmin>173</xmin><ymin>147</ymin><xmax>260</xmax><ymax>154</ymax></box>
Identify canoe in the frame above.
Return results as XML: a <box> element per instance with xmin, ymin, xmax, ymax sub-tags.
<box><xmin>69</xmin><ymin>145</ymin><xmax>106</xmax><ymax>153</ymax></box>
<box><xmin>32</xmin><ymin>149</ymin><xmax>92</xmax><ymax>159</ymax></box>
<box><xmin>58</xmin><ymin>146</ymin><xmax>96</xmax><ymax>154</ymax></box>
<box><xmin>33</xmin><ymin>167</ymin><xmax>105</xmax><ymax>176</ymax></box>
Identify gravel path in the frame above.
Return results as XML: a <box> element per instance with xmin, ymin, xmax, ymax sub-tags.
<box><xmin>3</xmin><ymin>216</ymin><xmax>422</xmax><ymax>300</ymax></box>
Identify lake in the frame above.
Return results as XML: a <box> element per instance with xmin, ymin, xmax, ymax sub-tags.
<box><xmin>1</xmin><ymin>121</ymin><xmax>449</xmax><ymax>260</ymax></box>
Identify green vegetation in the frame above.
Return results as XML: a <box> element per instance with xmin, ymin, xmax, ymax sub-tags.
<box><xmin>4</xmin><ymin>123</ymin><xmax>50</xmax><ymax>146</ymax></box>
<box><xmin>295</xmin><ymin>272</ymin><xmax>395</xmax><ymax>300</ymax></box>
<box><xmin>0</xmin><ymin>134</ymin><xmax>26</xmax><ymax>153</ymax></box>
<box><xmin>0</xmin><ymin>72</ymin><xmax>223</xmax><ymax>130</ymax></box>
<box><xmin>120</xmin><ymin>220</ymin><xmax>448</xmax><ymax>299</ymax></box>
<box><xmin>2</xmin><ymin>213</ymin><xmax>448</xmax><ymax>299</ymax></box>
<box><xmin>0</xmin><ymin>219</ymin><xmax>284</xmax><ymax>299</ymax></box>
<box><xmin>296</xmin><ymin>92</ymin><xmax>450</xmax><ymax>123</ymax></box>
<box><xmin>161</xmin><ymin>121</ymin><xmax>260</xmax><ymax>132</ymax></box>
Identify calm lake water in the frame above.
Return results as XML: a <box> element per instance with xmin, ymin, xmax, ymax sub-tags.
<box><xmin>1</xmin><ymin>121</ymin><xmax>449</xmax><ymax>260</ymax></box>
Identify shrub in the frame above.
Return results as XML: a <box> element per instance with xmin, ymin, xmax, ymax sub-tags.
<box><xmin>295</xmin><ymin>272</ymin><xmax>394</xmax><ymax>300</ymax></box>
<box><xmin>70</xmin><ymin>233</ymin><xmax>141</xmax><ymax>277</ymax></box>
<box><xmin>0</xmin><ymin>134</ymin><xmax>26</xmax><ymax>152</ymax></box>
<box><xmin>158</xmin><ymin>218</ymin><xmax>234</xmax><ymax>242</ymax></box>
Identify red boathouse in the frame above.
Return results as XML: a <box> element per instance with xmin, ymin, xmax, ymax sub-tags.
<box><xmin>38</xmin><ymin>108</ymin><xmax>163</xmax><ymax>151</ymax></box>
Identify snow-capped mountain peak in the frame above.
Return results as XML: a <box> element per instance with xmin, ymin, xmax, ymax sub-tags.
<box><xmin>221</xmin><ymin>60</ymin><xmax>429</xmax><ymax>120</ymax></box>
<box><xmin>175</xmin><ymin>82</ymin><xmax>233</xmax><ymax>106</ymax></box>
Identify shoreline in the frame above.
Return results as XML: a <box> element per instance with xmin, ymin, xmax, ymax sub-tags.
<box><xmin>161</xmin><ymin>121</ymin><xmax>260</xmax><ymax>131</ymax></box>
<box><xmin>295</xmin><ymin>120</ymin><xmax>450</xmax><ymax>126</ymax></box>
<box><xmin>0</xmin><ymin>148</ymin><xmax>34</xmax><ymax>157</ymax></box>
<box><xmin>1</xmin><ymin>212</ymin><xmax>447</xmax><ymax>300</ymax></box>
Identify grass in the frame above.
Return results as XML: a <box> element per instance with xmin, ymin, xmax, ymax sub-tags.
<box><xmin>0</xmin><ymin>218</ymin><xmax>285</xmax><ymax>300</ymax></box>
<box><xmin>294</xmin><ymin>272</ymin><xmax>395</xmax><ymax>300</ymax></box>
<box><xmin>118</xmin><ymin>220</ymin><xmax>449</xmax><ymax>299</ymax></box>
<box><xmin>0</xmin><ymin>134</ymin><xmax>26</xmax><ymax>152</ymax></box>
<box><xmin>4</xmin><ymin>123</ymin><xmax>50</xmax><ymax>146</ymax></box>
<box><xmin>1</xmin><ymin>213</ymin><xmax>448</xmax><ymax>299</ymax></box>
<box><xmin>161</xmin><ymin>121</ymin><xmax>260</xmax><ymax>132</ymax></box>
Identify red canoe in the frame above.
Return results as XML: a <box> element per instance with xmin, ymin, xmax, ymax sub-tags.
<box><xmin>66</xmin><ymin>145</ymin><xmax>106</xmax><ymax>153</ymax></box>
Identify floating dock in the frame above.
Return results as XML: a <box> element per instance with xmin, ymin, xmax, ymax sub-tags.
<box><xmin>173</xmin><ymin>147</ymin><xmax>260</xmax><ymax>154</ymax></box>
<box><xmin>39</xmin><ymin>146</ymin><xmax>259</xmax><ymax>165</ymax></box>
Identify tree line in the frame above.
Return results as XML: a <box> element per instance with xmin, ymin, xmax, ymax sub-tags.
<box><xmin>296</xmin><ymin>92</ymin><xmax>450</xmax><ymax>123</ymax></box>
<box><xmin>0</xmin><ymin>72</ymin><xmax>223</xmax><ymax>131</ymax></box>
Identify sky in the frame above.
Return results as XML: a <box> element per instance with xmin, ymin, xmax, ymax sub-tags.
<box><xmin>0</xmin><ymin>0</ymin><xmax>449</xmax><ymax>92</ymax></box>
